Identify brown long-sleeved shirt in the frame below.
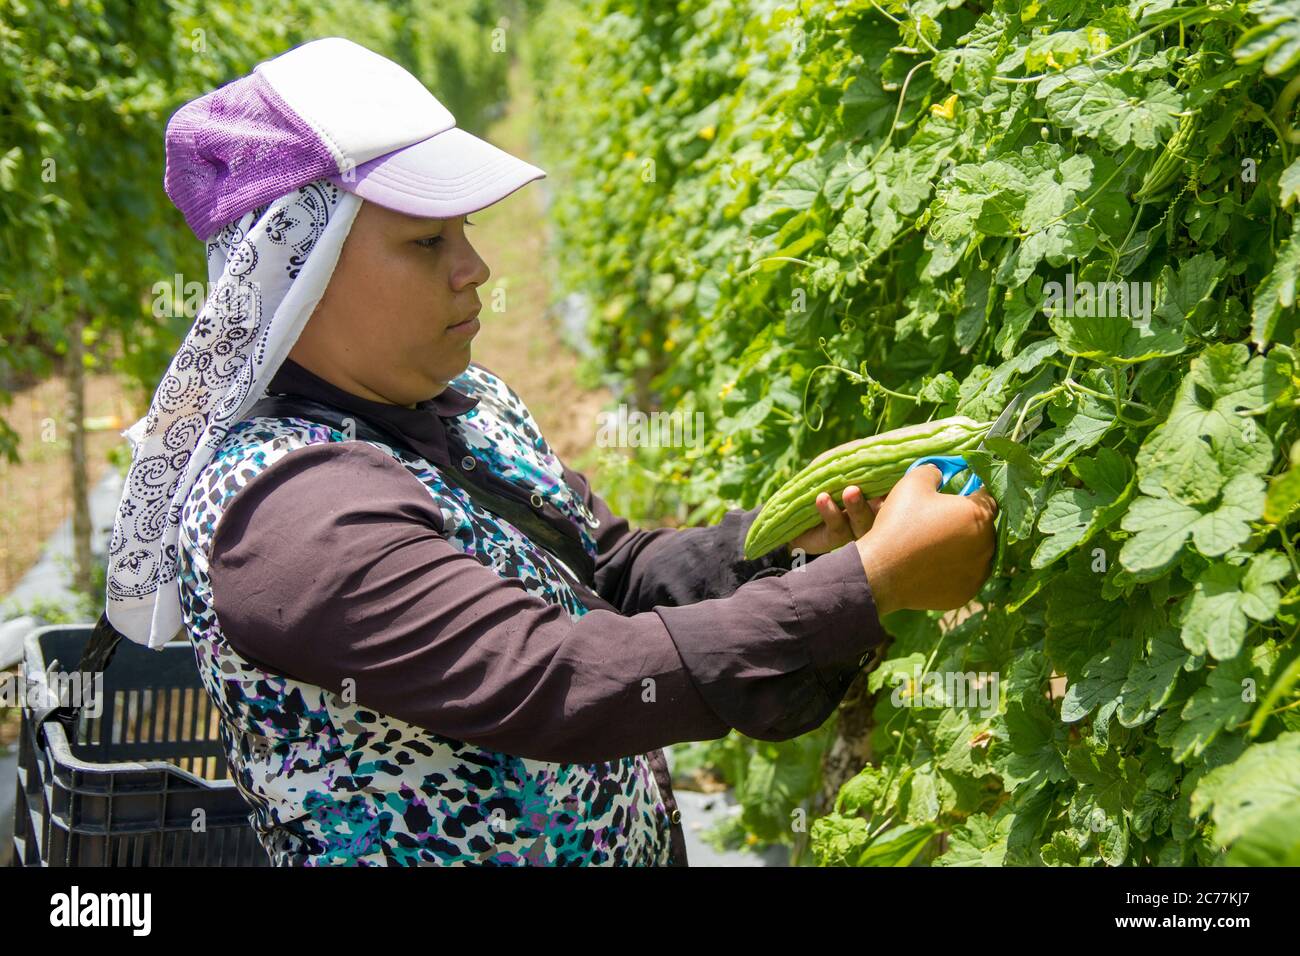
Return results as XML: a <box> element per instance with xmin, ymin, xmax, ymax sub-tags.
<box><xmin>207</xmin><ymin>357</ymin><xmax>887</xmax><ymax>863</ymax></box>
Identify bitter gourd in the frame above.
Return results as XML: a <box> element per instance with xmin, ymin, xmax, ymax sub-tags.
<box><xmin>1133</xmin><ymin>110</ymin><xmax>1199</xmax><ymax>202</ymax></box>
<box><xmin>1132</xmin><ymin>32</ymin><xmax>1224</xmax><ymax>203</ymax></box>
<box><xmin>742</xmin><ymin>415</ymin><xmax>989</xmax><ymax>560</ymax></box>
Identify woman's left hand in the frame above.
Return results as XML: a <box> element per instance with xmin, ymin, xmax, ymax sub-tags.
<box><xmin>787</xmin><ymin>485</ymin><xmax>884</xmax><ymax>556</ymax></box>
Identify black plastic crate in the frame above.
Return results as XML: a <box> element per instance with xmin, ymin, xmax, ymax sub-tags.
<box><xmin>10</xmin><ymin>624</ymin><xmax>268</xmax><ymax>866</ymax></box>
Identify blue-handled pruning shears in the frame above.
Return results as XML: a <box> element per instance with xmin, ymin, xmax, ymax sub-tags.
<box><xmin>904</xmin><ymin>390</ymin><xmax>1042</xmax><ymax>496</ymax></box>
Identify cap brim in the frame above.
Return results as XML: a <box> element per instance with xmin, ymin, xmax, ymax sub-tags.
<box><xmin>327</xmin><ymin>126</ymin><xmax>546</xmax><ymax>219</ymax></box>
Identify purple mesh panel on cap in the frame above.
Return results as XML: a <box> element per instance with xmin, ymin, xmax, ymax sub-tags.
<box><xmin>164</xmin><ymin>72</ymin><xmax>337</xmax><ymax>240</ymax></box>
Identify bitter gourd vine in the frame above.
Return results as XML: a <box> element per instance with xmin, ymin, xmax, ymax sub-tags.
<box><xmin>529</xmin><ymin>0</ymin><xmax>1300</xmax><ymax>866</ymax></box>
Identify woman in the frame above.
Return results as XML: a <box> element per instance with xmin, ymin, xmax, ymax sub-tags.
<box><xmin>105</xmin><ymin>37</ymin><xmax>997</xmax><ymax>866</ymax></box>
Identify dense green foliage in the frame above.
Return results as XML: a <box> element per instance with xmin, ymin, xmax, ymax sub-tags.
<box><xmin>0</xmin><ymin>0</ymin><xmax>511</xmax><ymax>459</ymax></box>
<box><xmin>532</xmin><ymin>0</ymin><xmax>1300</xmax><ymax>865</ymax></box>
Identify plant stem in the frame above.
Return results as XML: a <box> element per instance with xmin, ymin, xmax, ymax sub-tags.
<box><xmin>873</xmin><ymin>59</ymin><xmax>933</xmax><ymax>166</ymax></box>
<box><xmin>1066</xmin><ymin>378</ymin><xmax>1153</xmax><ymax>412</ymax></box>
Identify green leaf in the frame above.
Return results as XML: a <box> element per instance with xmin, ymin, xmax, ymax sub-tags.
<box><xmin>1191</xmin><ymin>731</ymin><xmax>1300</xmax><ymax>843</ymax></box>
<box><xmin>901</xmin><ymin>766</ymin><xmax>942</xmax><ymax>823</ymax></box>
<box><xmin>1118</xmin><ymin>625</ymin><xmax>1196</xmax><ymax>727</ymax></box>
<box><xmin>1044</xmin><ymin>68</ymin><xmax>1183</xmax><ymax>150</ymax></box>
<box><xmin>809</xmin><ymin>813</ymin><xmax>873</xmax><ymax>866</ymax></box>
<box><xmin>810</xmin><ymin>814</ymin><xmax>934</xmax><ymax>866</ymax></box>
<box><xmin>737</xmin><ymin>735</ymin><xmax>825</xmax><ymax>842</ymax></box>
<box><xmin>744</xmin><ymin>156</ymin><xmax>823</xmax><ymax>229</ymax></box>
<box><xmin>994</xmin><ymin>698</ymin><xmax>1070</xmax><ymax>791</ymax></box>
<box><xmin>1180</xmin><ymin>552</ymin><xmax>1291</xmax><ymax>660</ymax></box>
<box><xmin>995</xmin><ymin>277</ymin><xmax>1044</xmax><ymax>358</ymax></box>
<box><xmin>1066</xmin><ymin>745</ymin><xmax>1140</xmax><ymax>819</ymax></box>
<box><xmin>956</xmin><ymin>267</ymin><xmax>992</xmax><ymax>352</ymax></box>
<box><xmin>840</xmin><ymin>53</ymin><xmax>896</xmax><ymax>139</ymax></box>
<box><xmin>1225</xmin><ymin>799</ymin><xmax>1300</xmax><ymax>865</ymax></box>
<box><xmin>1234</xmin><ymin>1</ymin><xmax>1300</xmax><ymax>75</ymax></box>
<box><xmin>1279</xmin><ymin>156</ymin><xmax>1300</xmax><ymax>208</ymax></box>
<box><xmin>966</xmin><ymin>436</ymin><xmax>1048</xmax><ymax>543</ymax></box>
<box><xmin>1251</xmin><ymin>215</ymin><xmax>1300</xmax><ymax>346</ymax></box>
<box><xmin>1048</xmin><ymin>279</ymin><xmax>1186</xmax><ymax>364</ymax></box>
<box><xmin>1155</xmin><ymin>252</ymin><xmax>1225</xmax><ymax>323</ymax></box>
<box><xmin>0</xmin><ymin>146</ymin><xmax>21</xmax><ymax>193</ymax></box>
<box><xmin>1033</xmin><ymin>448</ymin><xmax>1134</xmax><ymax>567</ymax></box>
<box><xmin>1130</xmin><ymin>787</ymin><xmax>1174</xmax><ymax>841</ymax></box>
<box><xmin>1005</xmin><ymin>217</ymin><xmax>1098</xmax><ymax>287</ymax></box>
<box><xmin>1066</xmin><ymin>746</ymin><xmax>1140</xmax><ymax>864</ymax></box>
<box><xmin>936</xmin><ymin>812</ymin><xmax>1013</xmax><ymax>866</ymax></box>
<box><xmin>1135</xmin><ymin>343</ymin><xmax>1286</xmax><ymax>505</ymax></box>
<box><xmin>1264</xmin><ymin>439</ymin><xmax>1300</xmax><ymax>522</ymax></box>
<box><xmin>931</xmin><ymin>159</ymin><xmax>1030</xmax><ymax>241</ymax></box>
<box><xmin>1250</xmin><ymin>646</ymin><xmax>1300</xmax><ymax>736</ymax></box>
<box><xmin>1037</xmin><ymin>374</ymin><xmax>1125</xmax><ymax>475</ymax></box>
<box><xmin>869</xmin><ymin>652</ymin><xmax>928</xmax><ymax>695</ymax></box>
<box><xmin>1119</xmin><ymin>473</ymin><xmax>1266</xmax><ymax>576</ymax></box>
<box><xmin>1062</xmin><ymin>638</ymin><xmax>1136</xmax><ymax>730</ymax></box>
<box><xmin>933</xmin><ymin>707</ymin><xmax>993</xmax><ymax>778</ymax></box>
<box><xmin>1169</xmin><ymin>651</ymin><xmax>1264</xmax><ymax>763</ymax></box>
<box><xmin>1044</xmin><ymin>549</ymin><xmax>1129</xmax><ymax>677</ymax></box>
<box><xmin>958</xmin><ymin>338</ymin><xmax>1061</xmax><ymax>420</ymax></box>
<box><xmin>918</xmin><ymin>370</ymin><xmax>961</xmax><ymax>404</ymax></box>
<box><xmin>855</xmin><ymin>823</ymin><xmax>936</xmax><ymax>867</ymax></box>
<box><xmin>823</xmin><ymin>144</ymin><xmax>873</xmax><ymax>209</ymax></box>
<box><xmin>837</xmin><ymin>765</ymin><xmax>889</xmax><ymax>815</ymax></box>
<box><xmin>1021</xmin><ymin>151</ymin><xmax>1094</xmax><ymax>231</ymax></box>
<box><xmin>1024</xmin><ymin>30</ymin><xmax>1095</xmax><ymax>72</ymax></box>
<box><xmin>1039</xmin><ymin>828</ymin><xmax>1086</xmax><ymax>866</ymax></box>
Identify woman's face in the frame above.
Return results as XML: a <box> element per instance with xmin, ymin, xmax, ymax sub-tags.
<box><xmin>289</xmin><ymin>198</ymin><xmax>489</xmax><ymax>407</ymax></box>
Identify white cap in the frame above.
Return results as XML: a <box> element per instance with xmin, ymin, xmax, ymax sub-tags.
<box><xmin>165</xmin><ymin>36</ymin><xmax>546</xmax><ymax>239</ymax></box>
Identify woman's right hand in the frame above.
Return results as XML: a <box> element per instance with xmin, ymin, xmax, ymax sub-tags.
<box><xmin>854</xmin><ymin>464</ymin><xmax>999</xmax><ymax>617</ymax></box>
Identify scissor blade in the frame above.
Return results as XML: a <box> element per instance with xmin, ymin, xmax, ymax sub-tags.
<box><xmin>1014</xmin><ymin>411</ymin><xmax>1044</xmax><ymax>443</ymax></box>
<box><xmin>976</xmin><ymin>392</ymin><xmax>1027</xmax><ymax>452</ymax></box>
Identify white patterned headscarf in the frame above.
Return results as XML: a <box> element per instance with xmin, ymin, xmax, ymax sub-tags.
<box><xmin>106</xmin><ymin>181</ymin><xmax>362</xmax><ymax>648</ymax></box>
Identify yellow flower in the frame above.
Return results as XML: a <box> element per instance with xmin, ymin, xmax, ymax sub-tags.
<box><xmin>642</xmin><ymin>84</ymin><xmax>653</xmax><ymax>95</ymax></box>
<box><xmin>623</xmin><ymin>150</ymin><xmax>636</xmax><ymax>161</ymax></box>
<box><xmin>699</xmin><ymin>125</ymin><xmax>716</xmax><ymax>141</ymax></box>
<box><xmin>720</xmin><ymin>437</ymin><xmax>734</xmax><ymax>455</ymax></box>
<box><xmin>930</xmin><ymin>93</ymin><xmax>958</xmax><ymax>120</ymax></box>
<box><xmin>718</xmin><ymin>380</ymin><xmax>735</xmax><ymax>400</ymax></box>
<box><xmin>664</xmin><ymin>338</ymin><xmax>675</xmax><ymax>351</ymax></box>
<box><xmin>746</xmin><ymin>833</ymin><xmax>759</xmax><ymax>846</ymax></box>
